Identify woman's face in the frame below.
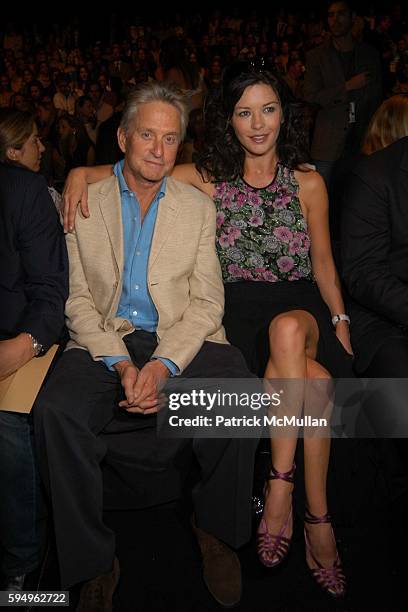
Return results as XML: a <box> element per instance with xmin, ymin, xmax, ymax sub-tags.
<box><xmin>57</xmin><ymin>118</ymin><xmax>73</xmax><ymax>139</ymax></box>
<box><xmin>231</xmin><ymin>83</ymin><xmax>283</xmax><ymax>158</ymax></box>
<box><xmin>8</xmin><ymin>125</ymin><xmax>45</xmax><ymax>172</ymax></box>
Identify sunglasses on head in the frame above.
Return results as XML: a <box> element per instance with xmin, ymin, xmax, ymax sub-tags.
<box><xmin>222</xmin><ymin>57</ymin><xmax>276</xmax><ymax>83</ymax></box>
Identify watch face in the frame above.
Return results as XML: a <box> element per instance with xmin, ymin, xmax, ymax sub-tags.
<box><xmin>31</xmin><ymin>336</ymin><xmax>42</xmax><ymax>355</ymax></box>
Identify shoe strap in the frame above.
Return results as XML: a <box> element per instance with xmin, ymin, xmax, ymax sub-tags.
<box><xmin>304</xmin><ymin>508</ymin><xmax>332</xmax><ymax>524</ymax></box>
<box><xmin>268</xmin><ymin>462</ymin><xmax>295</xmax><ymax>484</ymax></box>
<box><xmin>303</xmin><ymin>524</ymin><xmax>340</xmax><ymax>571</ymax></box>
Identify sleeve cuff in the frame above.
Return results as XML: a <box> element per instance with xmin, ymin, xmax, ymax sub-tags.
<box><xmin>103</xmin><ymin>355</ymin><xmax>130</xmax><ymax>371</ymax></box>
<box><xmin>152</xmin><ymin>357</ymin><xmax>180</xmax><ymax>377</ymax></box>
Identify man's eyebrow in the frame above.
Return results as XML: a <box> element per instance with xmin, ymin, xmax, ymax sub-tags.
<box><xmin>137</xmin><ymin>127</ymin><xmax>179</xmax><ymax>135</ymax></box>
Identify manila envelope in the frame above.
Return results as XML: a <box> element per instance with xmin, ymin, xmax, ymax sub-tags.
<box><xmin>0</xmin><ymin>345</ymin><xmax>58</xmax><ymax>413</ymax></box>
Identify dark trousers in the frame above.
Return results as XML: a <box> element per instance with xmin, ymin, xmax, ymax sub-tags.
<box><xmin>34</xmin><ymin>332</ymin><xmax>257</xmax><ymax>588</ymax></box>
<box><xmin>363</xmin><ymin>337</ymin><xmax>408</xmax><ymax>510</ymax></box>
<box><xmin>0</xmin><ymin>412</ymin><xmax>45</xmax><ymax>576</ymax></box>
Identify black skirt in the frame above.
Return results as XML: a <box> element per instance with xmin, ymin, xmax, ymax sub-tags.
<box><xmin>223</xmin><ymin>280</ymin><xmax>353</xmax><ymax>377</ymax></box>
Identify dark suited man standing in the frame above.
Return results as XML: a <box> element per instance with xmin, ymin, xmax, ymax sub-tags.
<box><xmin>108</xmin><ymin>43</ymin><xmax>133</xmax><ymax>87</ymax></box>
<box><xmin>304</xmin><ymin>1</ymin><xmax>382</xmax><ymax>235</ymax></box>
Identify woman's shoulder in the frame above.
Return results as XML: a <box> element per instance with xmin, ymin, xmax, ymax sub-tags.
<box><xmin>294</xmin><ymin>166</ymin><xmax>326</xmax><ymax>193</ymax></box>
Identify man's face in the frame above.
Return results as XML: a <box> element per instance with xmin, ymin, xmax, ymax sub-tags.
<box><xmin>14</xmin><ymin>95</ymin><xmax>29</xmax><ymax>112</ymax></box>
<box><xmin>80</xmin><ymin>100</ymin><xmax>95</xmax><ymax>120</ymax></box>
<box><xmin>112</xmin><ymin>45</ymin><xmax>121</xmax><ymax>60</ymax></box>
<box><xmin>118</xmin><ymin>101</ymin><xmax>181</xmax><ymax>185</ymax></box>
<box><xmin>89</xmin><ymin>85</ymin><xmax>101</xmax><ymax>103</ymax></box>
<box><xmin>30</xmin><ymin>86</ymin><xmax>41</xmax><ymax>99</ymax></box>
<box><xmin>328</xmin><ymin>2</ymin><xmax>352</xmax><ymax>37</ymax></box>
<box><xmin>291</xmin><ymin>60</ymin><xmax>303</xmax><ymax>78</ymax></box>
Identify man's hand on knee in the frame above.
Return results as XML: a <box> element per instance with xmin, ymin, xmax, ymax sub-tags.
<box><xmin>114</xmin><ymin>360</ymin><xmax>140</xmax><ymax>406</ymax></box>
<box><xmin>120</xmin><ymin>360</ymin><xmax>169</xmax><ymax>414</ymax></box>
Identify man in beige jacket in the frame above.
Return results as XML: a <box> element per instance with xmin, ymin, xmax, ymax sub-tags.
<box><xmin>34</xmin><ymin>82</ymin><xmax>256</xmax><ymax>610</ymax></box>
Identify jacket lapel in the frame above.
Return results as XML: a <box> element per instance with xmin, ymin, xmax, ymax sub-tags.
<box><xmin>148</xmin><ymin>180</ymin><xmax>180</xmax><ymax>270</ymax></box>
<box><xmin>98</xmin><ymin>177</ymin><xmax>124</xmax><ymax>276</ymax></box>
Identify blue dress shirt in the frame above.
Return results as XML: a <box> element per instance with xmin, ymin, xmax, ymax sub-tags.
<box><xmin>103</xmin><ymin>161</ymin><xmax>178</xmax><ymax>375</ymax></box>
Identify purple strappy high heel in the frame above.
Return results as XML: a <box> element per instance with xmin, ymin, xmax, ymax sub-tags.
<box><xmin>256</xmin><ymin>463</ymin><xmax>295</xmax><ymax>568</ymax></box>
<box><xmin>304</xmin><ymin>509</ymin><xmax>346</xmax><ymax>598</ymax></box>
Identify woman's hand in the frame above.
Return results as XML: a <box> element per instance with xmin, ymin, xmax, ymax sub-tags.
<box><xmin>62</xmin><ymin>167</ymin><xmax>90</xmax><ymax>232</ymax></box>
<box><xmin>335</xmin><ymin>321</ymin><xmax>354</xmax><ymax>356</ymax></box>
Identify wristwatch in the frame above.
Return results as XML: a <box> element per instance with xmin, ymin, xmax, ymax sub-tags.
<box><xmin>25</xmin><ymin>332</ymin><xmax>43</xmax><ymax>357</ymax></box>
<box><xmin>331</xmin><ymin>314</ymin><xmax>350</xmax><ymax>327</ymax></box>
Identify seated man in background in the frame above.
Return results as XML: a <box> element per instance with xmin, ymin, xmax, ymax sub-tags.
<box><xmin>342</xmin><ymin>136</ymin><xmax>408</xmax><ymax>577</ymax></box>
<box><xmin>34</xmin><ymin>82</ymin><xmax>257</xmax><ymax>611</ymax></box>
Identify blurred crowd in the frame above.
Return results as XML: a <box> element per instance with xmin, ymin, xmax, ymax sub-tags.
<box><xmin>1</xmin><ymin>5</ymin><xmax>407</xmax><ymax>190</ymax></box>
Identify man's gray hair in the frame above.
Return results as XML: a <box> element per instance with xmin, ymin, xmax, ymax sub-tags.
<box><xmin>119</xmin><ymin>82</ymin><xmax>190</xmax><ymax>141</ymax></box>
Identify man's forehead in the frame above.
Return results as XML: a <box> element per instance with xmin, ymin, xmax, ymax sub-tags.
<box><xmin>134</xmin><ymin>101</ymin><xmax>181</xmax><ymax>130</ymax></box>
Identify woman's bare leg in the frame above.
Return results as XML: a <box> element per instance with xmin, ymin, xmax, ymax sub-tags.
<box><xmin>261</xmin><ymin>310</ymin><xmax>319</xmax><ymax>551</ymax></box>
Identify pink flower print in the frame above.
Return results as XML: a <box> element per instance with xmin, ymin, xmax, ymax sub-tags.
<box><xmin>288</xmin><ymin>271</ymin><xmax>303</xmax><ymax>281</ymax></box>
<box><xmin>221</xmin><ymin>195</ymin><xmax>233</xmax><ymax>209</ymax></box>
<box><xmin>272</xmin><ymin>197</ymin><xmax>286</xmax><ymax>209</ymax></box>
<box><xmin>216</xmin><ymin>212</ymin><xmax>225</xmax><ymax>229</ymax></box>
<box><xmin>216</xmin><ymin>182</ymin><xmax>228</xmax><ymax>197</ymax></box>
<box><xmin>248</xmin><ymin>192</ymin><xmax>262</xmax><ymax>206</ymax></box>
<box><xmin>230</xmin><ymin>226</ymin><xmax>242</xmax><ymax>239</ymax></box>
<box><xmin>219</xmin><ymin>233</ymin><xmax>233</xmax><ymax>248</ymax></box>
<box><xmin>248</xmin><ymin>214</ymin><xmax>263</xmax><ymax>227</ymax></box>
<box><xmin>241</xmin><ymin>269</ymin><xmax>254</xmax><ymax>280</ymax></box>
<box><xmin>277</xmin><ymin>256</ymin><xmax>295</xmax><ymax>273</ymax></box>
<box><xmin>228</xmin><ymin>186</ymin><xmax>239</xmax><ymax>196</ymax></box>
<box><xmin>288</xmin><ymin>235</ymin><xmax>303</xmax><ymax>255</ymax></box>
<box><xmin>296</xmin><ymin>232</ymin><xmax>310</xmax><ymax>255</ymax></box>
<box><xmin>228</xmin><ymin>264</ymin><xmax>244</xmax><ymax>278</ymax></box>
<box><xmin>219</xmin><ymin>227</ymin><xmax>240</xmax><ymax>247</ymax></box>
<box><xmin>263</xmin><ymin>270</ymin><xmax>279</xmax><ymax>282</ymax></box>
<box><xmin>236</xmin><ymin>193</ymin><xmax>247</xmax><ymax>207</ymax></box>
<box><xmin>273</xmin><ymin>226</ymin><xmax>293</xmax><ymax>243</ymax></box>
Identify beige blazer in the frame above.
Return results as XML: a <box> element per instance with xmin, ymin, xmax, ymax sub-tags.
<box><xmin>65</xmin><ymin>175</ymin><xmax>228</xmax><ymax>373</ymax></box>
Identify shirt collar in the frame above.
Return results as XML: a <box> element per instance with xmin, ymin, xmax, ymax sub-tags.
<box><xmin>114</xmin><ymin>159</ymin><xmax>167</xmax><ymax>200</ymax></box>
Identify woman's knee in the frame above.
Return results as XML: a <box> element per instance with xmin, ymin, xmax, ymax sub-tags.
<box><xmin>268</xmin><ymin>313</ymin><xmax>306</xmax><ymax>355</ymax></box>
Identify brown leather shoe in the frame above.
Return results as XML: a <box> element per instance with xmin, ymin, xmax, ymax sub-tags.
<box><xmin>192</xmin><ymin>522</ymin><xmax>242</xmax><ymax>608</ymax></box>
<box><xmin>76</xmin><ymin>556</ymin><xmax>120</xmax><ymax>612</ymax></box>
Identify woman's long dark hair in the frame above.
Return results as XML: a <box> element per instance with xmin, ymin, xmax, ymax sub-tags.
<box><xmin>196</xmin><ymin>61</ymin><xmax>310</xmax><ymax>182</ymax></box>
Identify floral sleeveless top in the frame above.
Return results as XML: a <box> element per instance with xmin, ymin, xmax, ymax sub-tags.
<box><xmin>213</xmin><ymin>164</ymin><xmax>314</xmax><ymax>283</ymax></box>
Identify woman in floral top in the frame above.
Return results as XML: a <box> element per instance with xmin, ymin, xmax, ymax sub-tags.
<box><xmin>64</xmin><ymin>63</ymin><xmax>352</xmax><ymax>598</ymax></box>
<box><xmin>174</xmin><ymin>63</ymin><xmax>352</xmax><ymax>598</ymax></box>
